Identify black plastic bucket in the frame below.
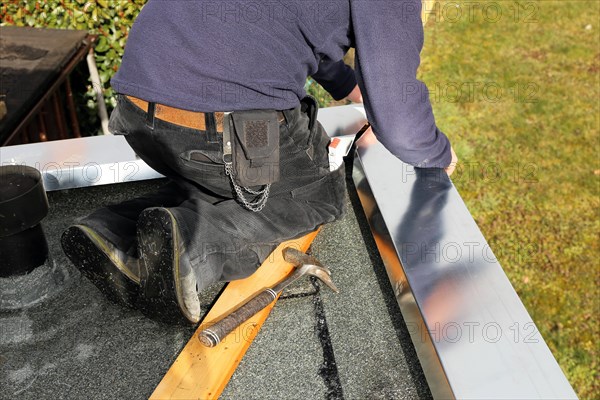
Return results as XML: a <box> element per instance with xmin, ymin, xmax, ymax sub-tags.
<box><xmin>0</xmin><ymin>165</ymin><xmax>49</xmax><ymax>277</ymax></box>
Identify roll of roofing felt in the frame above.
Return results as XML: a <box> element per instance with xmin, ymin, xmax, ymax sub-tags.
<box><xmin>0</xmin><ymin>165</ymin><xmax>49</xmax><ymax>277</ymax></box>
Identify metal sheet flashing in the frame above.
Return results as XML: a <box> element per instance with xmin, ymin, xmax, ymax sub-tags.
<box><xmin>0</xmin><ymin>134</ymin><xmax>161</xmax><ymax>191</ymax></box>
<box><xmin>352</xmin><ymin>130</ymin><xmax>577</xmax><ymax>399</ymax></box>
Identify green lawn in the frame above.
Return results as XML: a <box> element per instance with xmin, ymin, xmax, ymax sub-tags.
<box><xmin>312</xmin><ymin>1</ymin><xmax>599</xmax><ymax>397</ymax></box>
<box><xmin>422</xmin><ymin>1</ymin><xmax>598</xmax><ymax>397</ymax></box>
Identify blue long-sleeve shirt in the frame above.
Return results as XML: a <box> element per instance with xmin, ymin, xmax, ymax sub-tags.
<box><xmin>112</xmin><ymin>0</ymin><xmax>452</xmax><ymax>168</ymax></box>
<box><xmin>311</xmin><ymin>58</ymin><xmax>356</xmax><ymax>101</ymax></box>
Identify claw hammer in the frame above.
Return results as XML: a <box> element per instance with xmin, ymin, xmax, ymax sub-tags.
<box><xmin>199</xmin><ymin>247</ymin><xmax>338</xmax><ymax>347</ymax></box>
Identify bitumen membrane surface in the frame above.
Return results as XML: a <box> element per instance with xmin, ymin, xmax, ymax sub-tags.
<box><xmin>0</xmin><ymin>173</ymin><xmax>431</xmax><ymax>399</ymax></box>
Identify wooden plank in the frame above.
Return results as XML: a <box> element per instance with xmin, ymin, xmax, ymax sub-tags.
<box><xmin>150</xmin><ymin>230</ymin><xmax>320</xmax><ymax>400</ymax></box>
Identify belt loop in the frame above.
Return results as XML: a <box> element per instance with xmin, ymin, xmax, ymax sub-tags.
<box><xmin>146</xmin><ymin>102</ymin><xmax>156</xmax><ymax>129</ymax></box>
<box><xmin>205</xmin><ymin>112</ymin><xmax>218</xmax><ymax>143</ymax></box>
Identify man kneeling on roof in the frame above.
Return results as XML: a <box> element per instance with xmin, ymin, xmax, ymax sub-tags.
<box><xmin>61</xmin><ymin>0</ymin><xmax>457</xmax><ymax>324</ymax></box>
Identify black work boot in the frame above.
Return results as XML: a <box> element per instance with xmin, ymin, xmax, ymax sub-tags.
<box><xmin>61</xmin><ymin>225</ymin><xmax>140</xmax><ymax>307</ymax></box>
<box><xmin>136</xmin><ymin>207</ymin><xmax>201</xmax><ymax>324</ymax></box>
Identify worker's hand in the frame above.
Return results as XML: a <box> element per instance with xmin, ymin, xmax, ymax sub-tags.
<box><xmin>444</xmin><ymin>146</ymin><xmax>458</xmax><ymax>177</ymax></box>
<box><xmin>345</xmin><ymin>84</ymin><xmax>363</xmax><ymax>103</ymax></box>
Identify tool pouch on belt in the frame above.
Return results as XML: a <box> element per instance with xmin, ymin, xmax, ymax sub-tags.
<box><xmin>229</xmin><ymin>110</ymin><xmax>280</xmax><ymax>187</ymax></box>
<box><xmin>222</xmin><ymin>110</ymin><xmax>280</xmax><ymax>212</ymax></box>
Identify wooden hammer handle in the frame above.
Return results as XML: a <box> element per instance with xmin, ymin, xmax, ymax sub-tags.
<box><xmin>198</xmin><ymin>289</ymin><xmax>278</xmax><ymax>347</ymax></box>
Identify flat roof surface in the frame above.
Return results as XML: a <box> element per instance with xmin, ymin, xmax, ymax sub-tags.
<box><xmin>0</xmin><ymin>174</ymin><xmax>431</xmax><ymax>399</ymax></box>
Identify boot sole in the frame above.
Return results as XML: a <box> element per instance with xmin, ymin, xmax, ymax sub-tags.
<box><xmin>137</xmin><ymin>208</ymin><xmax>199</xmax><ymax>324</ymax></box>
<box><xmin>61</xmin><ymin>225</ymin><xmax>140</xmax><ymax>308</ymax></box>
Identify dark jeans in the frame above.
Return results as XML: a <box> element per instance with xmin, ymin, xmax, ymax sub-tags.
<box><xmin>80</xmin><ymin>95</ymin><xmax>346</xmax><ymax>292</ymax></box>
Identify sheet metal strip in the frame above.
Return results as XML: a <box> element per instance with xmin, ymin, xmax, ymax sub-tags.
<box><xmin>0</xmin><ymin>134</ymin><xmax>161</xmax><ymax>191</ymax></box>
<box><xmin>352</xmin><ymin>129</ymin><xmax>577</xmax><ymax>399</ymax></box>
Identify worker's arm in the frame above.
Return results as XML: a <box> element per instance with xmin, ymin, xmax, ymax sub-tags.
<box><xmin>350</xmin><ymin>0</ymin><xmax>453</xmax><ymax>169</ymax></box>
<box><xmin>311</xmin><ymin>57</ymin><xmax>357</xmax><ymax>101</ymax></box>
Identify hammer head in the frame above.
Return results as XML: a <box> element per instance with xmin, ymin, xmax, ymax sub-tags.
<box><xmin>282</xmin><ymin>247</ymin><xmax>339</xmax><ymax>293</ymax></box>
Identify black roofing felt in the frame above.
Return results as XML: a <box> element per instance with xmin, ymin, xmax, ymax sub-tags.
<box><xmin>0</xmin><ymin>176</ymin><xmax>430</xmax><ymax>399</ymax></box>
<box><xmin>0</xmin><ymin>27</ymin><xmax>89</xmax><ymax>141</ymax></box>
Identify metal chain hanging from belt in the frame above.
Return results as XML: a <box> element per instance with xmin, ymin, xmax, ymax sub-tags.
<box><xmin>224</xmin><ymin>162</ymin><xmax>270</xmax><ymax>212</ymax></box>
<box><xmin>222</xmin><ymin>112</ymin><xmax>270</xmax><ymax>212</ymax></box>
